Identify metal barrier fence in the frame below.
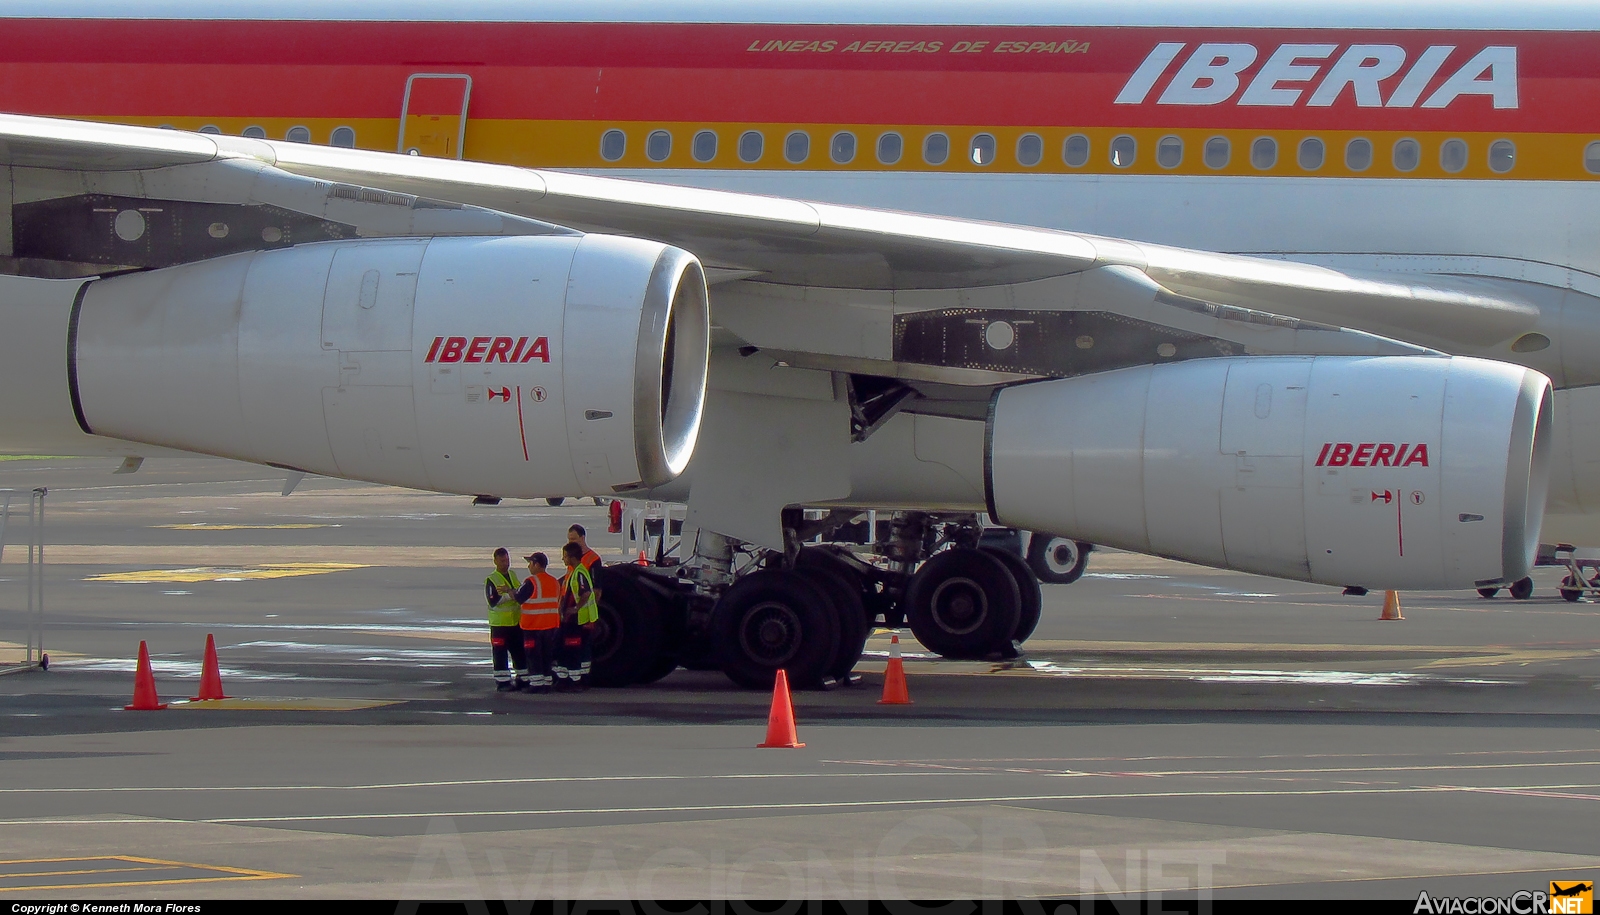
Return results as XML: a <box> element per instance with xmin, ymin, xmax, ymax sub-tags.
<box><xmin>0</xmin><ymin>487</ymin><xmax>47</xmax><ymax>673</ymax></box>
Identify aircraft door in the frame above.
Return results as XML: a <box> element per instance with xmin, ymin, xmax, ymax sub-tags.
<box><xmin>398</xmin><ymin>74</ymin><xmax>472</xmax><ymax>159</ymax></box>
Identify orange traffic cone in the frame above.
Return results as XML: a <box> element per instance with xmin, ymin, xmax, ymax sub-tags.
<box><xmin>636</xmin><ymin>549</ymin><xmax>649</xmax><ymax>566</ymax></box>
<box><xmin>757</xmin><ymin>669</ymin><xmax>805</xmax><ymax>748</ymax></box>
<box><xmin>1380</xmin><ymin>590</ymin><xmax>1404</xmax><ymax>620</ymax></box>
<box><xmin>124</xmin><ymin>641</ymin><xmax>166</xmax><ymax>711</ymax></box>
<box><xmin>878</xmin><ymin>633</ymin><xmax>912</xmax><ymax>705</ymax></box>
<box><xmin>191</xmin><ymin>633</ymin><xmax>229</xmax><ymax>701</ymax></box>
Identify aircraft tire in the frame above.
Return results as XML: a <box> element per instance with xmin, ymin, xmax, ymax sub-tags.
<box><xmin>1477</xmin><ymin>587</ymin><xmax>1500</xmax><ymax>598</ymax></box>
<box><xmin>545</xmin><ymin>496</ymin><xmax>566</xmax><ymax>507</ymax></box>
<box><xmin>588</xmin><ymin>566</ymin><xmax>666</xmax><ymax>687</ymax></box>
<box><xmin>982</xmin><ymin>545</ymin><xmax>1043</xmax><ymax>645</ymax></box>
<box><xmin>796</xmin><ymin>550</ymin><xmax>871</xmax><ymax>683</ymax></box>
<box><xmin>713</xmin><ymin>569</ymin><xmax>841</xmax><ymax>690</ymax></box>
<box><xmin>1026</xmin><ymin>536</ymin><xmax>1091</xmax><ymax>585</ymax></box>
<box><xmin>905</xmin><ymin>548</ymin><xmax>1021</xmax><ymax>660</ymax></box>
<box><xmin>1509</xmin><ymin>576</ymin><xmax>1535</xmax><ymax>600</ymax></box>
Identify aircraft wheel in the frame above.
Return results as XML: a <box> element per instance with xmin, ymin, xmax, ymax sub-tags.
<box><xmin>796</xmin><ymin>549</ymin><xmax>871</xmax><ymax>683</ymax></box>
<box><xmin>587</xmin><ymin>566</ymin><xmax>666</xmax><ymax>687</ymax></box>
<box><xmin>981</xmin><ymin>546</ymin><xmax>1043</xmax><ymax>645</ymax></box>
<box><xmin>1026</xmin><ymin>536</ymin><xmax>1091</xmax><ymax>584</ymax></box>
<box><xmin>1476</xmin><ymin>587</ymin><xmax>1500</xmax><ymax>599</ymax></box>
<box><xmin>1509</xmin><ymin>577</ymin><xmax>1535</xmax><ymax>600</ymax></box>
<box><xmin>905</xmin><ymin>548</ymin><xmax>1021</xmax><ymax>660</ymax></box>
<box><xmin>545</xmin><ymin>496</ymin><xmax>566</xmax><ymax>507</ymax></box>
<box><xmin>713</xmin><ymin>569</ymin><xmax>840</xmax><ymax>690</ymax></box>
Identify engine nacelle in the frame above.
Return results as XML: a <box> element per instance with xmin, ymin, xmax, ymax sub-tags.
<box><xmin>70</xmin><ymin>235</ymin><xmax>710</xmax><ymax>497</ymax></box>
<box><xmin>987</xmin><ymin>356</ymin><xmax>1551</xmax><ymax>590</ymax></box>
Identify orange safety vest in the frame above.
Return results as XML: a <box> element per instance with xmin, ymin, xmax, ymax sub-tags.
<box><xmin>580</xmin><ymin>548</ymin><xmax>601</xmax><ymax>571</ymax></box>
<box><xmin>519</xmin><ymin>571</ymin><xmax>562</xmax><ymax>630</ymax></box>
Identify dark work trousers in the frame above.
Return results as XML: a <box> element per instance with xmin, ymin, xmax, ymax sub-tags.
<box><xmin>556</xmin><ymin>619</ymin><xmax>593</xmax><ymax>685</ymax></box>
<box><xmin>521</xmin><ymin>628</ymin><xmax>558</xmax><ymax>687</ymax></box>
<box><xmin>489</xmin><ymin>625</ymin><xmax>526</xmax><ymax>684</ymax></box>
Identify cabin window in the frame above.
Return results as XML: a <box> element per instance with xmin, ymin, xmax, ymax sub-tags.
<box><xmin>1297</xmin><ymin>138</ymin><xmax>1325</xmax><ymax>170</ymax></box>
<box><xmin>1109</xmin><ymin>135</ymin><xmax>1136</xmax><ymax>168</ymax></box>
<box><xmin>877</xmin><ymin>132</ymin><xmax>903</xmax><ymax>164</ymax></box>
<box><xmin>286</xmin><ymin>126</ymin><xmax>311</xmax><ymax>143</ymax></box>
<box><xmin>198</xmin><ymin>125</ymin><xmax>221</xmax><ymax>135</ymax></box>
<box><xmin>600</xmin><ymin>129</ymin><xmax>626</xmax><ymax>161</ymax></box>
<box><xmin>969</xmin><ymin>133</ymin><xmax>997</xmax><ymax>166</ymax></box>
<box><xmin>1064</xmin><ymin>134</ymin><xmax>1090</xmax><ymax>167</ymax></box>
<box><xmin>1440</xmin><ymin>138</ymin><xmax>1468</xmax><ymax>173</ymax></box>
<box><xmin>692</xmin><ymin>130</ymin><xmax>717</xmax><ymax>163</ymax></box>
<box><xmin>646</xmin><ymin>130</ymin><xmax>672</xmax><ymax>162</ymax></box>
<box><xmin>1016</xmin><ymin>134</ymin><xmax>1043</xmax><ymax>167</ymax></box>
<box><xmin>330</xmin><ymin>126</ymin><xmax>356</xmax><ymax>148</ymax></box>
<box><xmin>738</xmin><ymin>131</ymin><xmax>763</xmax><ymax>163</ymax></box>
<box><xmin>831</xmin><ymin>132</ymin><xmax>856</xmax><ymax>164</ymax></box>
<box><xmin>1393</xmin><ymin>138</ymin><xmax>1421</xmax><ymax>172</ymax></box>
<box><xmin>1156</xmin><ymin>136</ymin><xmax>1183</xmax><ymax>169</ymax></box>
<box><xmin>1250</xmin><ymin>137</ymin><xmax>1277</xmax><ymax>169</ymax></box>
<box><xmin>923</xmin><ymin>132</ymin><xmax>950</xmax><ymax>165</ymax></box>
<box><xmin>785</xmin><ymin>131</ymin><xmax>810</xmax><ymax>163</ymax></box>
<box><xmin>1488</xmin><ymin>139</ymin><xmax>1515</xmax><ymax>174</ymax></box>
<box><xmin>242</xmin><ymin>126</ymin><xmax>267</xmax><ymax>139</ymax></box>
<box><xmin>1346</xmin><ymin>138</ymin><xmax>1373</xmax><ymax>171</ymax></box>
<box><xmin>1586</xmin><ymin>141</ymin><xmax>1600</xmax><ymax>175</ymax></box>
<box><xmin>1203</xmin><ymin>136</ymin><xmax>1230</xmax><ymax>169</ymax></box>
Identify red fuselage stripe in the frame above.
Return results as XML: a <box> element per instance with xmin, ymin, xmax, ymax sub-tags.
<box><xmin>0</xmin><ymin>20</ymin><xmax>1595</xmax><ymax>131</ymax></box>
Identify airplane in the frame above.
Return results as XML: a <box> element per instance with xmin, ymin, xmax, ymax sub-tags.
<box><xmin>0</xmin><ymin>0</ymin><xmax>1597</xmax><ymax>690</ymax></box>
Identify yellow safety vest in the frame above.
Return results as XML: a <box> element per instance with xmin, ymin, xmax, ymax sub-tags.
<box><xmin>520</xmin><ymin>572</ymin><xmax>562</xmax><ymax>630</ymax></box>
<box><xmin>486</xmin><ymin>569</ymin><xmax>521</xmax><ymax>627</ymax></box>
<box><xmin>565</xmin><ymin>563</ymin><xmax>599</xmax><ymax>626</ymax></box>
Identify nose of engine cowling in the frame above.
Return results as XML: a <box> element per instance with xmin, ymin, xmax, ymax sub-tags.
<box><xmin>638</xmin><ymin>246</ymin><xmax>710</xmax><ymax>484</ymax></box>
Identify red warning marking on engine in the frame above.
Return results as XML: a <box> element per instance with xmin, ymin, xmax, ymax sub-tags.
<box><xmin>423</xmin><ymin>336</ymin><xmax>550</xmax><ymax>364</ymax></box>
<box><xmin>487</xmin><ymin>387</ymin><xmax>510</xmax><ymax>402</ymax></box>
<box><xmin>1315</xmin><ymin>442</ymin><xmax>1429</xmax><ymax>468</ymax></box>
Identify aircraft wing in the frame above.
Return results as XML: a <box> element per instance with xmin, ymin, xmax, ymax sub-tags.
<box><xmin>0</xmin><ymin>114</ymin><xmax>1540</xmax><ymax>359</ymax></box>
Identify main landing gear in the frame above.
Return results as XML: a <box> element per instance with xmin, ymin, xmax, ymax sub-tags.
<box><xmin>583</xmin><ymin>511</ymin><xmax>1046</xmax><ymax>691</ymax></box>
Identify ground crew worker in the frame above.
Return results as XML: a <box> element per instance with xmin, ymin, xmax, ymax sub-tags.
<box><xmin>555</xmin><ymin>541</ymin><xmax>599</xmax><ymax>690</ymax></box>
<box><xmin>484</xmin><ymin>547</ymin><xmax>527</xmax><ymax>691</ymax></box>
<box><xmin>567</xmin><ymin>523</ymin><xmax>603</xmax><ymax>603</ymax></box>
<box><xmin>513</xmin><ymin>552</ymin><xmax>562</xmax><ymax>693</ymax></box>
<box><xmin>567</xmin><ymin>524</ymin><xmax>604</xmax><ymax>573</ymax></box>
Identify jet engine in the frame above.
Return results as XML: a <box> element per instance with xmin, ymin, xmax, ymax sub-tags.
<box><xmin>70</xmin><ymin>234</ymin><xmax>710</xmax><ymax>497</ymax></box>
<box><xmin>987</xmin><ymin>356</ymin><xmax>1551</xmax><ymax>590</ymax></box>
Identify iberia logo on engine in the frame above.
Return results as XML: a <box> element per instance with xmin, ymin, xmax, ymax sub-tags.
<box><xmin>424</xmin><ymin>336</ymin><xmax>550</xmax><ymax>364</ymax></box>
<box><xmin>1315</xmin><ymin>442</ymin><xmax>1430</xmax><ymax>467</ymax></box>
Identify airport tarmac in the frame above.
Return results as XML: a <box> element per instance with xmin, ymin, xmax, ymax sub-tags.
<box><xmin>2</xmin><ymin>456</ymin><xmax>1600</xmax><ymax>899</ymax></box>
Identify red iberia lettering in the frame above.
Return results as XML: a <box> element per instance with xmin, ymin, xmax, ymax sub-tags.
<box><xmin>424</xmin><ymin>334</ymin><xmax>546</xmax><ymax>364</ymax></box>
<box><xmin>1315</xmin><ymin>442</ymin><xmax>1430</xmax><ymax>468</ymax></box>
<box><xmin>437</xmin><ymin>336</ymin><xmax>467</xmax><ymax>363</ymax></box>
<box><xmin>486</xmin><ymin>336</ymin><xmax>514</xmax><ymax>363</ymax></box>
<box><xmin>521</xmin><ymin>336</ymin><xmax>551</xmax><ymax>363</ymax></box>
